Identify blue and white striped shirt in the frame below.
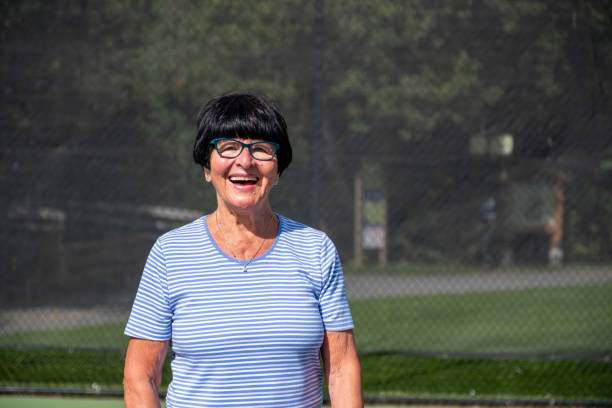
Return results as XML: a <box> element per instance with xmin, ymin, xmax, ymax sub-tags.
<box><xmin>125</xmin><ymin>214</ymin><xmax>354</xmax><ymax>407</ymax></box>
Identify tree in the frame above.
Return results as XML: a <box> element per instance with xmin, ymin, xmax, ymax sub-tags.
<box><xmin>2</xmin><ymin>0</ymin><xmax>610</xmax><ymax>266</ymax></box>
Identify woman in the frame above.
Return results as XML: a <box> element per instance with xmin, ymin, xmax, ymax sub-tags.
<box><xmin>123</xmin><ymin>93</ymin><xmax>362</xmax><ymax>407</ymax></box>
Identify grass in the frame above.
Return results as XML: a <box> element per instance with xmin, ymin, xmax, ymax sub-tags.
<box><xmin>352</xmin><ymin>283</ymin><xmax>612</xmax><ymax>353</ymax></box>
<box><xmin>1</xmin><ymin>283</ymin><xmax>611</xmax><ymax>402</ymax></box>
<box><xmin>360</xmin><ymin>355</ymin><xmax>612</xmax><ymax>401</ymax></box>
<box><xmin>0</xmin><ymin>348</ymin><xmax>131</xmax><ymax>391</ymax></box>
<box><xmin>3</xmin><ymin>283</ymin><xmax>610</xmax><ymax>355</ymax></box>
<box><xmin>1</xmin><ymin>350</ymin><xmax>611</xmax><ymax>402</ymax></box>
<box><xmin>0</xmin><ymin>323</ymin><xmax>128</xmax><ymax>350</ymax></box>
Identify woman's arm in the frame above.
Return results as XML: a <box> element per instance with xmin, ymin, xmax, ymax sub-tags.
<box><xmin>321</xmin><ymin>329</ymin><xmax>363</xmax><ymax>408</ymax></box>
<box><xmin>123</xmin><ymin>337</ymin><xmax>170</xmax><ymax>408</ymax></box>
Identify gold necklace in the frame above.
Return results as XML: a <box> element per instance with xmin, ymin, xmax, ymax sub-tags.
<box><xmin>215</xmin><ymin>212</ymin><xmax>273</xmax><ymax>273</ymax></box>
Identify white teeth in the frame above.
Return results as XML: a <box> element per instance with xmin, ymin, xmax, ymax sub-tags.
<box><xmin>229</xmin><ymin>176</ymin><xmax>257</xmax><ymax>182</ymax></box>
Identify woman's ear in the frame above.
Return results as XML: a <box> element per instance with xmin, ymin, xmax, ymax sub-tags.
<box><xmin>204</xmin><ymin>167</ymin><xmax>212</xmax><ymax>182</ymax></box>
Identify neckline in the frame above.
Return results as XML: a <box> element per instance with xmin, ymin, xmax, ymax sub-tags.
<box><xmin>202</xmin><ymin>213</ymin><xmax>282</xmax><ymax>267</ymax></box>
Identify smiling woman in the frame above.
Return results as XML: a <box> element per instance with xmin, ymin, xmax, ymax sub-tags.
<box><xmin>123</xmin><ymin>93</ymin><xmax>363</xmax><ymax>408</ymax></box>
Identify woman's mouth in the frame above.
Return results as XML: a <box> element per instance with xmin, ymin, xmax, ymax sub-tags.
<box><xmin>229</xmin><ymin>175</ymin><xmax>259</xmax><ymax>185</ymax></box>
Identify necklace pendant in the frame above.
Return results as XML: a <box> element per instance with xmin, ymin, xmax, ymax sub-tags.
<box><xmin>242</xmin><ymin>265</ymin><xmax>247</xmax><ymax>273</ymax></box>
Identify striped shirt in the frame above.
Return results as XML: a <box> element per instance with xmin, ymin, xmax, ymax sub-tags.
<box><xmin>125</xmin><ymin>214</ymin><xmax>354</xmax><ymax>407</ymax></box>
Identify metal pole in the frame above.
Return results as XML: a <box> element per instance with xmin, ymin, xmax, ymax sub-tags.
<box><xmin>354</xmin><ymin>172</ymin><xmax>363</xmax><ymax>267</ymax></box>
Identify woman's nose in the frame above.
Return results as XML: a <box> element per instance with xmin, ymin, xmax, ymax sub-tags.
<box><xmin>235</xmin><ymin>146</ymin><xmax>254</xmax><ymax>167</ymax></box>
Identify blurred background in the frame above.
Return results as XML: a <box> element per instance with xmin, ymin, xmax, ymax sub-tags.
<box><xmin>1</xmin><ymin>0</ymin><xmax>611</xmax><ymax>404</ymax></box>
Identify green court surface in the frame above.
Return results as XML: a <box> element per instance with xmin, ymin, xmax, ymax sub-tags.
<box><xmin>0</xmin><ymin>396</ymin><xmax>416</xmax><ymax>408</ymax></box>
<box><xmin>0</xmin><ymin>396</ymin><xmax>135</xmax><ymax>408</ymax></box>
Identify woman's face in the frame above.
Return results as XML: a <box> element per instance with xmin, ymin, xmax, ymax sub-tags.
<box><xmin>204</xmin><ymin>139</ymin><xmax>280</xmax><ymax>213</ymax></box>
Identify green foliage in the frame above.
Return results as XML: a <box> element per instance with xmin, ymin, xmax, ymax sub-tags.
<box><xmin>567</xmin><ymin>183</ymin><xmax>612</xmax><ymax>262</ymax></box>
<box><xmin>360</xmin><ymin>355</ymin><xmax>612</xmax><ymax>401</ymax></box>
<box><xmin>2</xmin><ymin>0</ymin><xmax>611</xmax><ymax>315</ymax></box>
<box><xmin>326</xmin><ymin>1</ymin><xmax>495</xmax><ymax>140</ymax></box>
<box><xmin>0</xmin><ymin>349</ymin><xmax>128</xmax><ymax>390</ymax></box>
<box><xmin>79</xmin><ymin>0</ymin><xmax>602</xmax><ymax>173</ymax></box>
<box><xmin>83</xmin><ymin>0</ymin><xmax>318</xmax><ymax>208</ymax></box>
<box><xmin>1</xmin><ymin>350</ymin><xmax>611</xmax><ymax>402</ymax></box>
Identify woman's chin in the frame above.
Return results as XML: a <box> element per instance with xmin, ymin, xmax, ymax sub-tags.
<box><xmin>224</xmin><ymin>197</ymin><xmax>266</xmax><ymax>211</ymax></box>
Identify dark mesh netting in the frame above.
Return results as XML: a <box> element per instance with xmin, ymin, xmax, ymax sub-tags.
<box><xmin>1</xmin><ymin>0</ymin><xmax>611</xmax><ymax>404</ymax></box>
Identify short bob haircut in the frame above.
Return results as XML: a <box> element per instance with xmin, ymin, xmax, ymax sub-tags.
<box><xmin>193</xmin><ymin>93</ymin><xmax>292</xmax><ymax>175</ymax></box>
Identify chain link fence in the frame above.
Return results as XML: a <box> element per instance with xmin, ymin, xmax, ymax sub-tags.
<box><xmin>1</xmin><ymin>0</ymin><xmax>611</xmax><ymax>404</ymax></box>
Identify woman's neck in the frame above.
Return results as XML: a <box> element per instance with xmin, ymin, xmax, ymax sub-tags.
<box><xmin>209</xmin><ymin>205</ymin><xmax>278</xmax><ymax>261</ymax></box>
<box><xmin>214</xmin><ymin>204</ymin><xmax>276</xmax><ymax>238</ymax></box>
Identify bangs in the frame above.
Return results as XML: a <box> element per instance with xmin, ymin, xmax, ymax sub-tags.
<box><xmin>213</xmin><ymin>96</ymin><xmax>286</xmax><ymax>144</ymax></box>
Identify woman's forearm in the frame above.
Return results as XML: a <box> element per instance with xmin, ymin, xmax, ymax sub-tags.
<box><xmin>123</xmin><ymin>376</ymin><xmax>162</xmax><ymax>408</ymax></box>
<box><xmin>123</xmin><ymin>338</ymin><xmax>169</xmax><ymax>408</ymax></box>
<box><xmin>322</xmin><ymin>330</ymin><xmax>363</xmax><ymax>408</ymax></box>
<box><xmin>327</xmin><ymin>355</ymin><xmax>362</xmax><ymax>408</ymax></box>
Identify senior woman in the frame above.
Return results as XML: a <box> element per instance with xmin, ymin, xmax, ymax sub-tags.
<box><xmin>123</xmin><ymin>93</ymin><xmax>362</xmax><ymax>407</ymax></box>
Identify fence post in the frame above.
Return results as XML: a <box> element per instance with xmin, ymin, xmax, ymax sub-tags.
<box><xmin>354</xmin><ymin>172</ymin><xmax>363</xmax><ymax>268</ymax></box>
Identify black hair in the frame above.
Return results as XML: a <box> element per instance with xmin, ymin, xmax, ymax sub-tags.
<box><xmin>193</xmin><ymin>93</ymin><xmax>292</xmax><ymax>175</ymax></box>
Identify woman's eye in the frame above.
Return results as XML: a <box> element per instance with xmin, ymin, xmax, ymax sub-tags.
<box><xmin>219</xmin><ymin>142</ymin><xmax>240</xmax><ymax>152</ymax></box>
<box><xmin>253</xmin><ymin>144</ymin><xmax>273</xmax><ymax>154</ymax></box>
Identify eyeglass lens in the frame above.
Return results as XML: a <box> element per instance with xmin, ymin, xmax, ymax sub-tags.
<box><xmin>215</xmin><ymin>139</ymin><xmax>277</xmax><ymax>160</ymax></box>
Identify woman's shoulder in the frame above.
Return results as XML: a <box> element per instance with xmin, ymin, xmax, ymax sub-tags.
<box><xmin>156</xmin><ymin>215</ymin><xmax>207</xmax><ymax>245</ymax></box>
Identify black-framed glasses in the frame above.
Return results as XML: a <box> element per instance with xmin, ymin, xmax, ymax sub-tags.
<box><xmin>210</xmin><ymin>138</ymin><xmax>280</xmax><ymax>161</ymax></box>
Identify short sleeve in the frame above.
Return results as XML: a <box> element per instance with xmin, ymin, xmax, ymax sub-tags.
<box><xmin>318</xmin><ymin>235</ymin><xmax>354</xmax><ymax>331</ymax></box>
<box><xmin>124</xmin><ymin>239</ymin><xmax>173</xmax><ymax>340</ymax></box>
